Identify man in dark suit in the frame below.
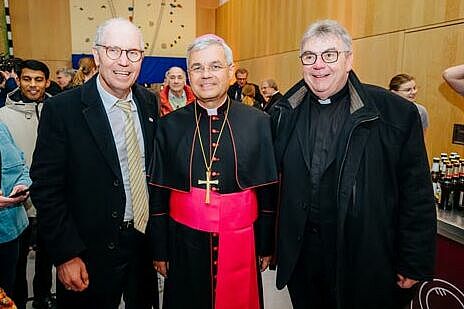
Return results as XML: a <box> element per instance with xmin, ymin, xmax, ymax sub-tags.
<box><xmin>30</xmin><ymin>18</ymin><xmax>158</xmax><ymax>309</ymax></box>
<box><xmin>272</xmin><ymin>20</ymin><xmax>435</xmax><ymax>309</ymax></box>
<box><xmin>227</xmin><ymin>67</ymin><xmax>265</xmax><ymax>105</ymax></box>
<box><xmin>260</xmin><ymin>79</ymin><xmax>283</xmax><ymax>113</ymax></box>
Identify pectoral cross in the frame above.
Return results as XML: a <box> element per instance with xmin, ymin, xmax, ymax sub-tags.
<box><xmin>198</xmin><ymin>168</ymin><xmax>219</xmax><ymax>204</ymax></box>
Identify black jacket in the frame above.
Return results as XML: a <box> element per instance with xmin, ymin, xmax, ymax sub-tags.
<box><xmin>30</xmin><ymin>76</ymin><xmax>157</xmax><ymax>268</ymax></box>
<box><xmin>272</xmin><ymin>71</ymin><xmax>436</xmax><ymax>309</ymax></box>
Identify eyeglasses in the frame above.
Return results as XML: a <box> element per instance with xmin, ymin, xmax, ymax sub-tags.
<box><xmin>397</xmin><ymin>86</ymin><xmax>417</xmax><ymax>93</ymax></box>
<box><xmin>189</xmin><ymin>63</ymin><xmax>229</xmax><ymax>74</ymax></box>
<box><xmin>95</xmin><ymin>44</ymin><xmax>144</xmax><ymax>62</ymax></box>
<box><xmin>300</xmin><ymin>50</ymin><xmax>350</xmax><ymax>65</ymax></box>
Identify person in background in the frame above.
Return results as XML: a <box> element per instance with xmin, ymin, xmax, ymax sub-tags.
<box><xmin>150</xmin><ymin>34</ymin><xmax>278</xmax><ymax>309</ymax></box>
<box><xmin>0</xmin><ymin>59</ymin><xmax>56</xmax><ymax>309</ymax></box>
<box><xmin>241</xmin><ymin>83</ymin><xmax>259</xmax><ymax>108</ymax></box>
<box><xmin>30</xmin><ymin>18</ymin><xmax>158</xmax><ymax>309</ymax></box>
<box><xmin>71</xmin><ymin>57</ymin><xmax>97</xmax><ymax>87</ymax></box>
<box><xmin>227</xmin><ymin>67</ymin><xmax>265</xmax><ymax>105</ymax></box>
<box><xmin>159</xmin><ymin>66</ymin><xmax>195</xmax><ymax>116</ymax></box>
<box><xmin>272</xmin><ymin>19</ymin><xmax>436</xmax><ymax>309</ymax></box>
<box><xmin>260</xmin><ymin>79</ymin><xmax>283</xmax><ymax>113</ymax></box>
<box><xmin>0</xmin><ymin>122</ymin><xmax>31</xmax><ymax>298</ymax></box>
<box><xmin>443</xmin><ymin>64</ymin><xmax>464</xmax><ymax>95</ymax></box>
<box><xmin>55</xmin><ymin>68</ymin><xmax>75</xmax><ymax>91</ymax></box>
<box><xmin>389</xmin><ymin>73</ymin><xmax>429</xmax><ymax>135</ymax></box>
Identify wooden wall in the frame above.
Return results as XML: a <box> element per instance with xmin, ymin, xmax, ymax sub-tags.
<box><xmin>216</xmin><ymin>0</ymin><xmax>464</xmax><ymax>159</ymax></box>
<box><xmin>9</xmin><ymin>0</ymin><xmax>72</xmax><ymax>79</ymax></box>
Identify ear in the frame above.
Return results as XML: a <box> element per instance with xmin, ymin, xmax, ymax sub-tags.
<box><xmin>91</xmin><ymin>47</ymin><xmax>101</xmax><ymax>67</ymax></box>
<box><xmin>228</xmin><ymin>63</ymin><xmax>236</xmax><ymax>82</ymax></box>
<box><xmin>45</xmin><ymin>79</ymin><xmax>51</xmax><ymax>88</ymax></box>
<box><xmin>345</xmin><ymin>51</ymin><xmax>353</xmax><ymax>72</ymax></box>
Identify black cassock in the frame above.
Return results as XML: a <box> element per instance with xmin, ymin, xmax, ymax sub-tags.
<box><xmin>149</xmin><ymin>100</ymin><xmax>278</xmax><ymax>309</ymax></box>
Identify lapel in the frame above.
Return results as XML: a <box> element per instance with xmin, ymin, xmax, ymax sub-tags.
<box><xmin>295</xmin><ymin>96</ymin><xmax>311</xmax><ymax>172</ymax></box>
<box><xmin>81</xmin><ymin>76</ymin><xmax>123</xmax><ymax>180</ymax></box>
<box><xmin>132</xmin><ymin>85</ymin><xmax>156</xmax><ymax>169</ymax></box>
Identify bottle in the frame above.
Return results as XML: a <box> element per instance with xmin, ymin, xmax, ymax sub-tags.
<box><xmin>451</xmin><ymin>162</ymin><xmax>460</xmax><ymax>209</ymax></box>
<box><xmin>431</xmin><ymin>157</ymin><xmax>441</xmax><ymax>204</ymax></box>
<box><xmin>457</xmin><ymin>160</ymin><xmax>464</xmax><ymax>211</ymax></box>
<box><xmin>439</xmin><ymin>163</ymin><xmax>453</xmax><ymax>210</ymax></box>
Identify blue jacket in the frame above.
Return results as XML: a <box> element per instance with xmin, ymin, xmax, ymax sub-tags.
<box><xmin>0</xmin><ymin>121</ymin><xmax>31</xmax><ymax>243</ymax></box>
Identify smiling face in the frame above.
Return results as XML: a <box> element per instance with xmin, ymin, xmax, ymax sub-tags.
<box><xmin>19</xmin><ymin>68</ymin><xmax>50</xmax><ymax>101</ymax></box>
<box><xmin>167</xmin><ymin>67</ymin><xmax>186</xmax><ymax>94</ymax></box>
<box><xmin>187</xmin><ymin>44</ymin><xmax>234</xmax><ymax>109</ymax></box>
<box><xmin>92</xmin><ymin>23</ymin><xmax>143</xmax><ymax>99</ymax></box>
<box><xmin>301</xmin><ymin>34</ymin><xmax>352</xmax><ymax>100</ymax></box>
<box><xmin>392</xmin><ymin>79</ymin><xmax>418</xmax><ymax>102</ymax></box>
<box><xmin>56</xmin><ymin>72</ymin><xmax>72</xmax><ymax>89</ymax></box>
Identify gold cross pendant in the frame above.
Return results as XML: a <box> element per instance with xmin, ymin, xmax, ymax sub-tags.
<box><xmin>198</xmin><ymin>169</ymin><xmax>219</xmax><ymax>204</ymax></box>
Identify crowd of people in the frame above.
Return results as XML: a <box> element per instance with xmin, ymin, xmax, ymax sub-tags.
<box><xmin>2</xmin><ymin>16</ymin><xmax>460</xmax><ymax>309</ymax></box>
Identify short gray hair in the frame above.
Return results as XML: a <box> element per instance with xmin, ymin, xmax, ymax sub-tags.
<box><xmin>186</xmin><ymin>34</ymin><xmax>233</xmax><ymax>68</ymax></box>
<box><xmin>300</xmin><ymin>19</ymin><xmax>352</xmax><ymax>56</ymax></box>
<box><xmin>94</xmin><ymin>18</ymin><xmax>144</xmax><ymax>50</ymax></box>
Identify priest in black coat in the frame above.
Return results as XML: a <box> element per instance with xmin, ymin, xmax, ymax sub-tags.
<box><xmin>149</xmin><ymin>34</ymin><xmax>278</xmax><ymax>309</ymax></box>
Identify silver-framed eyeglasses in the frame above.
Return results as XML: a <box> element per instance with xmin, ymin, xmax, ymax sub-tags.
<box><xmin>95</xmin><ymin>44</ymin><xmax>144</xmax><ymax>62</ymax></box>
<box><xmin>189</xmin><ymin>63</ymin><xmax>229</xmax><ymax>74</ymax></box>
<box><xmin>300</xmin><ymin>50</ymin><xmax>350</xmax><ymax>65</ymax></box>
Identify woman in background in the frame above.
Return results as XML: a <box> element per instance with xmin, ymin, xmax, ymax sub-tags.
<box><xmin>0</xmin><ymin>122</ymin><xmax>31</xmax><ymax>296</ymax></box>
<box><xmin>71</xmin><ymin>57</ymin><xmax>97</xmax><ymax>87</ymax></box>
<box><xmin>389</xmin><ymin>73</ymin><xmax>429</xmax><ymax>136</ymax></box>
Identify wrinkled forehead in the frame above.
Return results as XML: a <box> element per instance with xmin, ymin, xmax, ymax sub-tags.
<box><xmin>101</xmin><ymin>25</ymin><xmax>143</xmax><ymax>49</ymax></box>
<box><xmin>189</xmin><ymin>44</ymin><xmax>227</xmax><ymax>64</ymax></box>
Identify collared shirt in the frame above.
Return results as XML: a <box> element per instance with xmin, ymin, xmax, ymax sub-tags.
<box><xmin>96</xmin><ymin>77</ymin><xmax>146</xmax><ymax>221</ymax></box>
<box><xmin>168</xmin><ymin>89</ymin><xmax>187</xmax><ymax>110</ymax></box>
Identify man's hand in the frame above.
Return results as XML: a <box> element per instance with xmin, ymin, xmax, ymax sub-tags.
<box><xmin>0</xmin><ymin>185</ymin><xmax>29</xmax><ymax>208</ymax></box>
<box><xmin>57</xmin><ymin>257</ymin><xmax>89</xmax><ymax>292</ymax></box>
<box><xmin>153</xmin><ymin>260</ymin><xmax>168</xmax><ymax>278</ymax></box>
<box><xmin>258</xmin><ymin>256</ymin><xmax>272</xmax><ymax>272</ymax></box>
<box><xmin>397</xmin><ymin>273</ymin><xmax>418</xmax><ymax>289</ymax></box>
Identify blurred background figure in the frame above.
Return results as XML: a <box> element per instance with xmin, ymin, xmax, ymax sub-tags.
<box><xmin>227</xmin><ymin>67</ymin><xmax>265</xmax><ymax>105</ymax></box>
<box><xmin>443</xmin><ymin>64</ymin><xmax>464</xmax><ymax>95</ymax></box>
<box><xmin>159</xmin><ymin>66</ymin><xmax>195</xmax><ymax>116</ymax></box>
<box><xmin>71</xmin><ymin>57</ymin><xmax>97</xmax><ymax>87</ymax></box>
<box><xmin>241</xmin><ymin>83</ymin><xmax>259</xmax><ymax>108</ymax></box>
<box><xmin>55</xmin><ymin>68</ymin><xmax>75</xmax><ymax>92</ymax></box>
<box><xmin>389</xmin><ymin>73</ymin><xmax>429</xmax><ymax>135</ymax></box>
<box><xmin>260</xmin><ymin>79</ymin><xmax>283</xmax><ymax>113</ymax></box>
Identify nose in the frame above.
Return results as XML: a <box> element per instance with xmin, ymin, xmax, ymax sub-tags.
<box><xmin>312</xmin><ymin>56</ymin><xmax>326</xmax><ymax>69</ymax></box>
<box><xmin>117</xmin><ymin>51</ymin><xmax>130</xmax><ymax>66</ymax></box>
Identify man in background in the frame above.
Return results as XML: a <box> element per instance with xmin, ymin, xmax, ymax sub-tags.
<box><xmin>227</xmin><ymin>67</ymin><xmax>265</xmax><ymax>105</ymax></box>
<box><xmin>158</xmin><ymin>66</ymin><xmax>195</xmax><ymax>116</ymax></box>
<box><xmin>0</xmin><ymin>59</ymin><xmax>55</xmax><ymax>309</ymax></box>
<box><xmin>260</xmin><ymin>79</ymin><xmax>283</xmax><ymax>113</ymax></box>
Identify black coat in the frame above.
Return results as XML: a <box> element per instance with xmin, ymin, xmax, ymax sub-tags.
<box><xmin>272</xmin><ymin>72</ymin><xmax>436</xmax><ymax>309</ymax></box>
<box><xmin>263</xmin><ymin>91</ymin><xmax>283</xmax><ymax>114</ymax></box>
<box><xmin>30</xmin><ymin>75</ymin><xmax>157</xmax><ymax>268</ymax></box>
<box><xmin>228</xmin><ymin>82</ymin><xmax>265</xmax><ymax>106</ymax></box>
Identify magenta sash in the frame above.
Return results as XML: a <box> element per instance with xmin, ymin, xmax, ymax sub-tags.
<box><xmin>170</xmin><ymin>187</ymin><xmax>260</xmax><ymax>309</ymax></box>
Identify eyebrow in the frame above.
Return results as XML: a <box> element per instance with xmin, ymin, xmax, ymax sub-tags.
<box><xmin>302</xmin><ymin>47</ymin><xmax>338</xmax><ymax>54</ymax></box>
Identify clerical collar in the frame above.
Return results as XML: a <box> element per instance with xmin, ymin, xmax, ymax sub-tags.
<box><xmin>308</xmin><ymin>83</ymin><xmax>349</xmax><ymax>105</ymax></box>
<box><xmin>196</xmin><ymin>97</ymin><xmax>228</xmax><ymax>116</ymax></box>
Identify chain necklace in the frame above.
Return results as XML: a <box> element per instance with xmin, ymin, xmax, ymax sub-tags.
<box><xmin>194</xmin><ymin>99</ymin><xmax>230</xmax><ymax>203</ymax></box>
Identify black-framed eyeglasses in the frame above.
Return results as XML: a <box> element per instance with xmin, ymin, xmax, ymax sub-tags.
<box><xmin>300</xmin><ymin>50</ymin><xmax>350</xmax><ymax>65</ymax></box>
<box><xmin>95</xmin><ymin>44</ymin><xmax>144</xmax><ymax>62</ymax></box>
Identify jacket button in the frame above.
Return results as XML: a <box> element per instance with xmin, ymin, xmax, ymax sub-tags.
<box><xmin>113</xmin><ymin>179</ymin><xmax>120</xmax><ymax>187</ymax></box>
<box><xmin>111</xmin><ymin>211</ymin><xmax>118</xmax><ymax>218</ymax></box>
<box><xmin>108</xmin><ymin>242</ymin><xmax>115</xmax><ymax>250</ymax></box>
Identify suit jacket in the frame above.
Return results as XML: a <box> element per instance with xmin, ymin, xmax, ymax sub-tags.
<box><xmin>263</xmin><ymin>91</ymin><xmax>283</xmax><ymax>114</ymax></box>
<box><xmin>30</xmin><ymin>75</ymin><xmax>158</xmax><ymax>268</ymax></box>
<box><xmin>227</xmin><ymin>82</ymin><xmax>265</xmax><ymax>106</ymax></box>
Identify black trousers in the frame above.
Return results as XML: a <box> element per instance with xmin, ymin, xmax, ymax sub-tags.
<box><xmin>287</xmin><ymin>222</ymin><xmax>336</xmax><ymax>309</ymax></box>
<box><xmin>0</xmin><ymin>236</ymin><xmax>20</xmax><ymax>296</ymax></box>
<box><xmin>13</xmin><ymin>218</ymin><xmax>54</xmax><ymax>309</ymax></box>
<box><xmin>56</xmin><ymin>227</ymin><xmax>159</xmax><ymax>309</ymax></box>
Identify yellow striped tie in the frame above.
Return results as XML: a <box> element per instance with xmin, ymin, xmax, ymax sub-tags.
<box><xmin>116</xmin><ymin>99</ymin><xmax>149</xmax><ymax>233</ymax></box>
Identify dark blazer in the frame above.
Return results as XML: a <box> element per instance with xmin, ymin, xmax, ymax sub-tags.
<box><xmin>263</xmin><ymin>91</ymin><xmax>283</xmax><ymax>114</ymax></box>
<box><xmin>272</xmin><ymin>72</ymin><xmax>436</xmax><ymax>309</ymax></box>
<box><xmin>227</xmin><ymin>82</ymin><xmax>265</xmax><ymax>106</ymax></box>
<box><xmin>30</xmin><ymin>75</ymin><xmax>157</xmax><ymax>271</ymax></box>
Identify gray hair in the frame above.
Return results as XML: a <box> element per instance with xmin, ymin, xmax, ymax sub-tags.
<box><xmin>56</xmin><ymin>68</ymin><xmax>76</xmax><ymax>78</ymax></box>
<box><xmin>186</xmin><ymin>34</ymin><xmax>233</xmax><ymax>67</ymax></box>
<box><xmin>94</xmin><ymin>17</ymin><xmax>144</xmax><ymax>50</ymax></box>
<box><xmin>300</xmin><ymin>19</ymin><xmax>352</xmax><ymax>56</ymax></box>
<box><xmin>262</xmin><ymin>79</ymin><xmax>278</xmax><ymax>91</ymax></box>
<box><xmin>165</xmin><ymin>66</ymin><xmax>186</xmax><ymax>79</ymax></box>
